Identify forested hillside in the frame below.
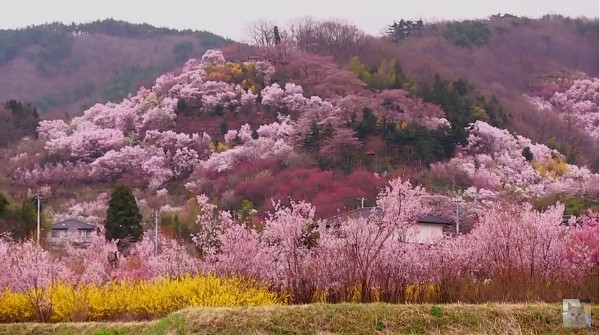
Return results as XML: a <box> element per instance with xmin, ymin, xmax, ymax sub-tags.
<box><xmin>0</xmin><ymin>19</ymin><xmax>231</xmax><ymax>116</ymax></box>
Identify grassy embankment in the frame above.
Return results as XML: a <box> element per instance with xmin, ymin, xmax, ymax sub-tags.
<box><xmin>0</xmin><ymin>303</ymin><xmax>598</xmax><ymax>335</ymax></box>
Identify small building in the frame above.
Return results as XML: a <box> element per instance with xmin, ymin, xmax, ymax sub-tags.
<box><xmin>408</xmin><ymin>213</ymin><xmax>456</xmax><ymax>244</ymax></box>
<box><xmin>47</xmin><ymin>218</ymin><xmax>96</xmax><ymax>245</ymax></box>
<box><xmin>322</xmin><ymin>207</ymin><xmax>455</xmax><ymax>244</ymax></box>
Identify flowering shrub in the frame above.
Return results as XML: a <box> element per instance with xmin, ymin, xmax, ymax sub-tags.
<box><xmin>0</xmin><ymin>275</ymin><xmax>281</xmax><ymax>322</ymax></box>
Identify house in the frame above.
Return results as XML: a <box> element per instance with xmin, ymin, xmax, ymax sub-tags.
<box><xmin>409</xmin><ymin>213</ymin><xmax>456</xmax><ymax>243</ymax></box>
<box><xmin>47</xmin><ymin>218</ymin><xmax>97</xmax><ymax>246</ymax></box>
<box><xmin>321</xmin><ymin>207</ymin><xmax>456</xmax><ymax>244</ymax></box>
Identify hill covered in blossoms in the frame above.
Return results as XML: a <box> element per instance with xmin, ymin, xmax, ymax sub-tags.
<box><xmin>0</xmin><ymin>44</ymin><xmax>597</xmax><ymax>237</ymax></box>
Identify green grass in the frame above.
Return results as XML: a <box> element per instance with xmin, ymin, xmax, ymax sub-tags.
<box><xmin>0</xmin><ymin>303</ymin><xmax>597</xmax><ymax>335</ymax></box>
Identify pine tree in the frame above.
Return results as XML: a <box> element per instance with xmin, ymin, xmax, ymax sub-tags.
<box><xmin>105</xmin><ymin>184</ymin><xmax>143</xmax><ymax>241</ymax></box>
<box><xmin>0</xmin><ymin>193</ymin><xmax>8</xmax><ymax>216</ymax></box>
<box><xmin>273</xmin><ymin>26</ymin><xmax>281</xmax><ymax>44</ymax></box>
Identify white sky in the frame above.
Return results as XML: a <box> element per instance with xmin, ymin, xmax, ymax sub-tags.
<box><xmin>2</xmin><ymin>1</ymin><xmax>598</xmax><ymax>41</ymax></box>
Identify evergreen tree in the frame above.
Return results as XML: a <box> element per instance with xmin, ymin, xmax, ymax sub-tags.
<box><xmin>273</xmin><ymin>26</ymin><xmax>281</xmax><ymax>44</ymax></box>
<box><xmin>105</xmin><ymin>184</ymin><xmax>143</xmax><ymax>241</ymax></box>
<box><xmin>522</xmin><ymin>146</ymin><xmax>534</xmax><ymax>162</ymax></box>
<box><xmin>0</xmin><ymin>193</ymin><xmax>8</xmax><ymax>216</ymax></box>
<box><xmin>303</xmin><ymin>120</ymin><xmax>321</xmax><ymax>150</ymax></box>
<box><xmin>12</xmin><ymin>200</ymin><xmax>37</xmax><ymax>241</ymax></box>
<box><xmin>355</xmin><ymin>108</ymin><xmax>377</xmax><ymax>139</ymax></box>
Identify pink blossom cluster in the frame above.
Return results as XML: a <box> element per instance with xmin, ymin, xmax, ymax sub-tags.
<box><xmin>111</xmin><ymin>235</ymin><xmax>199</xmax><ymax>281</ymax></box>
<box><xmin>188</xmin><ymin>178</ymin><xmax>597</xmax><ymax>300</ymax></box>
<box><xmin>526</xmin><ymin>78</ymin><xmax>599</xmax><ymax>139</ymax></box>
<box><xmin>154</xmin><ymin>51</ymin><xmax>271</xmax><ymax>112</ymax></box>
<box><xmin>58</xmin><ymin>234</ymin><xmax>119</xmax><ymax>285</ymax></box>
<box><xmin>252</xmin><ymin>60</ymin><xmax>276</xmax><ymax>85</ymax></box>
<box><xmin>0</xmin><ymin>233</ymin><xmax>201</xmax><ymax>292</ymax></box>
<box><xmin>332</xmin><ymin>91</ymin><xmax>449</xmax><ymax>130</ymax></box>
<box><xmin>51</xmin><ymin>192</ymin><xmax>110</xmax><ymax>226</ymax></box>
<box><xmin>44</xmin><ymin>128</ymin><xmax>125</xmax><ymax>160</ymax></box>
<box><xmin>372</xmin><ymin>90</ymin><xmax>448</xmax><ymax>128</ymax></box>
<box><xmin>202</xmin><ymin>116</ymin><xmax>295</xmax><ymax>172</ymax></box>
<box><xmin>19</xmin><ymin>99</ymin><xmax>212</xmax><ymax>188</ymax></box>
<box><xmin>201</xmin><ymin>138</ymin><xmax>292</xmax><ymax>172</ymax></box>
<box><xmin>36</xmin><ymin>119</ymin><xmax>71</xmax><ymax>140</ymax></box>
<box><xmin>200</xmin><ymin>49</ymin><xmax>226</xmax><ymax>67</ymax></box>
<box><xmin>13</xmin><ymin>161</ymin><xmax>94</xmax><ymax>186</ymax></box>
<box><xmin>446</xmin><ymin>202</ymin><xmax>598</xmax><ymax>283</ymax></box>
<box><xmin>9</xmin><ymin>152</ymin><xmax>29</xmax><ymax>163</ymax></box>
<box><xmin>260</xmin><ymin>83</ymin><xmax>308</xmax><ymax>111</ymax></box>
<box><xmin>550</xmin><ymin>78</ymin><xmax>599</xmax><ymax>138</ymax></box>
<box><xmin>438</xmin><ymin>121</ymin><xmax>599</xmax><ymax>200</ymax></box>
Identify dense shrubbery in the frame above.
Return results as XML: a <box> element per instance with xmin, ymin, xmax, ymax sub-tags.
<box><xmin>0</xmin><ymin>275</ymin><xmax>280</xmax><ymax>322</ymax></box>
<box><xmin>419</xmin><ymin>75</ymin><xmax>507</xmax><ymax>130</ymax></box>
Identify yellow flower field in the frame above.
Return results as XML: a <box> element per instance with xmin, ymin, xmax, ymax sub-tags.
<box><xmin>0</xmin><ymin>274</ymin><xmax>281</xmax><ymax>322</ymax></box>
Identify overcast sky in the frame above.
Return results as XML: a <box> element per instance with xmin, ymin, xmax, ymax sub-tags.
<box><xmin>2</xmin><ymin>1</ymin><xmax>598</xmax><ymax>41</ymax></box>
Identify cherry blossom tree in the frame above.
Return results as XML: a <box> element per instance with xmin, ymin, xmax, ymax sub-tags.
<box><xmin>3</xmin><ymin>241</ymin><xmax>58</xmax><ymax>321</ymax></box>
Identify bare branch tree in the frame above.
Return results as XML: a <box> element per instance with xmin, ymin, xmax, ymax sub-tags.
<box><xmin>244</xmin><ymin>19</ymin><xmax>277</xmax><ymax>47</ymax></box>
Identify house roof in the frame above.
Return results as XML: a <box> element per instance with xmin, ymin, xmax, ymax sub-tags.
<box><xmin>418</xmin><ymin>213</ymin><xmax>455</xmax><ymax>225</ymax></box>
<box><xmin>323</xmin><ymin>207</ymin><xmax>455</xmax><ymax>227</ymax></box>
<box><xmin>51</xmin><ymin>219</ymin><xmax>95</xmax><ymax>231</ymax></box>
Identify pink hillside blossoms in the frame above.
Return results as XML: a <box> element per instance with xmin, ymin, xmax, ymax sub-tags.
<box><xmin>433</xmin><ymin>120</ymin><xmax>599</xmax><ymax>201</ymax></box>
<box><xmin>13</xmin><ymin>49</ymin><xmax>288</xmax><ymax>188</ymax></box>
<box><xmin>525</xmin><ymin>77</ymin><xmax>599</xmax><ymax>139</ymax></box>
<box><xmin>201</xmin><ymin>115</ymin><xmax>295</xmax><ymax>172</ymax></box>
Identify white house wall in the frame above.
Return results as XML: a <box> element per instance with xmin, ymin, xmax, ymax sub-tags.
<box><xmin>406</xmin><ymin>223</ymin><xmax>445</xmax><ymax>244</ymax></box>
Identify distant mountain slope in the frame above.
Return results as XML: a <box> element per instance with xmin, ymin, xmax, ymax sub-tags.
<box><xmin>335</xmin><ymin>15</ymin><xmax>599</xmax><ymax>91</ymax></box>
<box><xmin>0</xmin><ymin>20</ymin><xmax>233</xmax><ymax>116</ymax></box>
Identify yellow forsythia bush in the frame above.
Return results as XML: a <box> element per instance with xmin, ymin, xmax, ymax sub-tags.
<box><xmin>0</xmin><ymin>274</ymin><xmax>281</xmax><ymax>322</ymax></box>
<box><xmin>0</xmin><ymin>290</ymin><xmax>34</xmax><ymax>322</ymax></box>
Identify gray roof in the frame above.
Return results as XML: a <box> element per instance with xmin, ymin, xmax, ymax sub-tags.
<box><xmin>51</xmin><ymin>219</ymin><xmax>95</xmax><ymax>231</ymax></box>
<box><xmin>418</xmin><ymin>213</ymin><xmax>455</xmax><ymax>225</ymax></box>
<box><xmin>323</xmin><ymin>207</ymin><xmax>454</xmax><ymax>227</ymax></box>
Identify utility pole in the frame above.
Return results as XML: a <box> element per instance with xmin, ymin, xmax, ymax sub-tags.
<box><xmin>453</xmin><ymin>197</ymin><xmax>461</xmax><ymax>235</ymax></box>
<box><xmin>154</xmin><ymin>210</ymin><xmax>159</xmax><ymax>255</ymax></box>
<box><xmin>357</xmin><ymin>197</ymin><xmax>366</xmax><ymax>209</ymax></box>
<box><xmin>35</xmin><ymin>192</ymin><xmax>42</xmax><ymax>245</ymax></box>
